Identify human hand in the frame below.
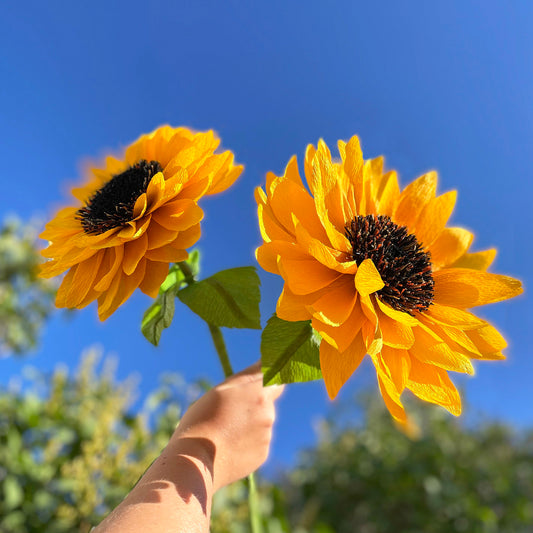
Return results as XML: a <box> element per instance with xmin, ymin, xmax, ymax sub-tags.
<box><xmin>170</xmin><ymin>362</ymin><xmax>284</xmax><ymax>491</ymax></box>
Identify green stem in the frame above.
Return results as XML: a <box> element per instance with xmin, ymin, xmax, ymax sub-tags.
<box><xmin>248</xmin><ymin>472</ymin><xmax>263</xmax><ymax>533</ymax></box>
<box><xmin>207</xmin><ymin>323</ymin><xmax>234</xmax><ymax>378</ymax></box>
<box><xmin>177</xmin><ymin>259</ymin><xmax>262</xmax><ymax>533</ymax></box>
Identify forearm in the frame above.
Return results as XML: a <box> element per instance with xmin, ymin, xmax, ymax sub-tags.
<box><xmin>94</xmin><ymin>437</ymin><xmax>215</xmax><ymax>533</ymax></box>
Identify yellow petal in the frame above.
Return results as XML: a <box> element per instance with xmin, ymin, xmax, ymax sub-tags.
<box><xmin>466</xmin><ymin>324</ymin><xmax>507</xmax><ymax>354</ymax></box>
<box><xmin>395</xmin><ymin>171</ymin><xmax>437</xmax><ymax>231</ymax></box>
<box><xmin>354</xmin><ymin>259</ymin><xmax>385</xmax><ymax>297</ymax></box>
<box><xmin>375</xmin><ymin>171</ymin><xmax>400</xmax><ymax>218</ymax></box>
<box><xmin>424</xmin><ymin>303</ymin><xmax>486</xmax><ymax>330</ymax></box>
<box><xmin>145</xmin><ymin>172</ymin><xmax>166</xmax><ymax>212</ymax></box>
<box><xmin>414</xmin><ymin>190</ymin><xmax>457</xmax><ymax>247</ymax></box>
<box><xmin>429</xmin><ymin>227</ymin><xmax>474</xmax><ymax>269</ymax></box>
<box><xmin>407</xmin><ymin>357</ymin><xmax>461</xmax><ymax>416</ymax></box>
<box><xmin>433</xmin><ymin>268</ymin><xmax>523</xmax><ymax>307</ymax></box>
<box><xmin>320</xmin><ymin>332</ymin><xmax>366</xmax><ymax>399</ymax></box>
<box><xmin>380</xmin><ymin>345</ymin><xmax>411</xmax><ymax>394</ymax></box>
<box><xmin>409</xmin><ymin>326</ymin><xmax>475</xmax><ymax>375</ymax></box>
<box><xmin>255</xmin><ymin>241</ymin><xmax>306</xmax><ymax>275</ymax></box>
<box><xmin>451</xmin><ymin>249</ymin><xmax>497</xmax><ymax>271</ymax></box>
<box><xmin>343</xmin><ymin>136</ymin><xmax>365</xmax><ymax>215</ymax></box>
<box><xmin>145</xmin><ymin>245</ymin><xmax>189</xmax><ymax>263</ymax></box>
<box><xmin>378</xmin><ymin>308</ymin><xmax>415</xmax><ymax>349</ymax></box>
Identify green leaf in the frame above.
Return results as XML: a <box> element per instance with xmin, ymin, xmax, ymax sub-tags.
<box><xmin>261</xmin><ymin>315</ymin><xmax>322</xmax><ymax>385</ymax></box>
<box><xmin>178</xmin><ymin>266</ymin><xmax>261</xmax><ymax>329</ymax></box>
<box><xmin>141</xmin><ymin>265</ymin><xmax>185</xmax><ymax>346</ymax></box>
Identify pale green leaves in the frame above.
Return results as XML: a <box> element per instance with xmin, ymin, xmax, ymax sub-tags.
<box><xmin>141</xmin><ymin>251</ymin><xmax>200</xmax><ymax>346</ymax></box>
<box><xmin>141</xmin><ymin>250</ymin><xmax>261</xmax><ymax>346</ymax></box>
<box><xmin>178</xmin><ymin>267</ymin><xmax>261</xmax><ymax>330</ymax></box>
<box><xmin>261</xmin><ymin>315</ymin><xmax>322</xmax><ymax>386</ymax></box>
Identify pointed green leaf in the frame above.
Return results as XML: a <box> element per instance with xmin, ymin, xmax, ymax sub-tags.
<box><xmin>261</xmin><ymin>314</ymin><xmax>322</xmax><ymax>385</ymax></box>
<box><xmin>178</xmin><ymin>266</ymin><xmax>261</xmax><ymax>329</ymax></box>
<box><xmin>141</xmin><ymin>265</ymin><xmax>185</xmax><ymax>346</ymax></box>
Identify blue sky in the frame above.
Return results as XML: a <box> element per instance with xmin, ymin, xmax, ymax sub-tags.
<box><xmin>1</xmin><ymin>1</ymin><xmax>532</xmax><ymax>470</ymax></box>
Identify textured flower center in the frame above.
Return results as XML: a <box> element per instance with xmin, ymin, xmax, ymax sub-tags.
<box><xmin>345</xmin><ymin>215</ymin><xmax>434</xmax><ymax>314</ymax></box>
<box><xmin>77</xmin><ymin>160</ymin><xmax>162</xmax><ymax>234</ymax></box>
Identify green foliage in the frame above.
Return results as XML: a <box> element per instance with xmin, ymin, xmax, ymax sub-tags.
<box><xmin>141</xmin><ymin>250</ymin><xmax>200</xmax><ymax>346</ymax></box>
<box><xmin>178</xmin><ymin>266</ymin><xmax>261</xmax><ymax>329</ymax></box>
<box><xmin>0</xmin><ymin>349</ymin><xmax>186</xmax><ymax>533</ymax></box>
<box><xmin>278</xmin><ymin>395</ymin><xmax>533</xmax><ymax>533</ymax></box>
<box><xmin>2</xmin><ymin>353</ymin><xmax>532</xmax><ymax>532</ymax></box>
<box><xmin>0</xmin><ymin>217</ymin><xmax>56</xmax><ymax>355</ymax></box>
<box><xmin>261</xmin><ymin>315</ymin><xmax>322</xmax><ymax>386</ymax></box>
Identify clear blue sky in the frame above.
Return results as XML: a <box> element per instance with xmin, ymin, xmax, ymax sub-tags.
<box><xmin>1</xmin><ymin>1</ymin><xmax>532</xmax><ymax>470</ymax></box>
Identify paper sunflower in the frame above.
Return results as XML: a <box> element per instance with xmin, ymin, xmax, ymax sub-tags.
<box><xmin>40</xmin><ymin>126</ymin><xmax>242</xmax><ymax>321</ymax></box>
<box><xmin>255</xmin><ymin>136</ymin><xmax>522</xmax><ymax>424</ymax></box>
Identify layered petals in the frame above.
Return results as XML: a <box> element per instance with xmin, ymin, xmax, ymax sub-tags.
<box><xmin>40</xmin><ymin>125</ymin><xmax>242</xmax><ymax>320</ymax></box>
<box><xmin>256</xmin><ymin>134</ymin><xmax>522</xmax><ymax>425</ymax></box>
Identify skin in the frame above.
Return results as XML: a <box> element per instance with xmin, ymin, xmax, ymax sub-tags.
<box><xmin>93</xmin><ymin>363</ymin><xmax>284</xmax><ymax>533</ymax></box>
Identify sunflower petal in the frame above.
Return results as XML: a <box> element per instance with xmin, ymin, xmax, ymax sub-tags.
<box><xmin>279</xmin><ymin>257</ymin><xmax>342</xmax><ymax>296</ymax></box>
<box><xmin>407</xmin><ymin>357</ymin><xmax>461</xmax><ymax>416</ymax></box>
<box><xmin>395</xmin><ymin>171</ymin><xmax>437</xmax><ymax>230</ymax></box>
<box><xmin>354</xmin><ymin>258</ymin><xmax>384</xmax><ymax>296</ymax></box>
<box><xmin>320</xmin><ymin>332</ymin><xmax>366</xmax><ymax>399</ymax></box>
<box><xmin>433</xmin><ymin>268</ymin><xmax>523</xmax><ymax>307</ymax></box>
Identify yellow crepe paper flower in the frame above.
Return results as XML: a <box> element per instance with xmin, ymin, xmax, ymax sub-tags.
<box><xmin>255</xmin><ymin>136</ymin><xmax>522</xmax><ymax>425</ymax></box>
<box><xmin>40</xmin><ymin>126</ymin><xmax>242</xmax><ymax>321</ymax></box>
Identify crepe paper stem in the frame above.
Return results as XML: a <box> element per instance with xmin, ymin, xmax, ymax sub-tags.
<box><xmin>207</xmin><ymin>323</ymin><xmax>234</xmax><ymax>378</ymax></box>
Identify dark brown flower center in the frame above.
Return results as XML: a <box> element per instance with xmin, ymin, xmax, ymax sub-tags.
<box><xmin>77</xmin><ymin>160</ymin><xmax>162</xmax><ymax>235</ymax></box>
<box><xmin>345</xmin><ymin>215</ymin><xmax>434</xmax><ymax>315</ymax></box>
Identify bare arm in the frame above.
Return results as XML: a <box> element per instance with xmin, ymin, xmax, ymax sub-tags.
<box><xmin>93</xmin><ymin>363</ymin><xmax>284</xmax><ymax>533</ymax></box>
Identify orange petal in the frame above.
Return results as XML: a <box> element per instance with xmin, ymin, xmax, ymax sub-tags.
<box><xmin>407</xmin><ymin>357</ymin><xmax>461</xmax><ymax>416</ymax></box>
<box><xmin>312</xmin><ymin>300</ymin><xmax>366</xmax><ymax>352</ymax></box>
<box><xmin>64</xmin><ymin>251</ymin><xmax>105</xmax><ymax>307</ymax></box>
<box><xmin>255</xmin><ymin>241</ymin><xmax>306</xmax><ymax>275</ymax></box>
<box><xmin>310</xmin><ymin>275</ymin><xmax>357</xmax><ymax>326</ymax></box>
<box><xmin>343</xmin><ymin>136</ymin><xmax>365</xmax><ymax>215</ymax></box>
<box><xmin>256</xmin><ymin>200</ymin><xmax>294</xmax><ymax>243</ymax></box>
<box><xmin>94</xmin><ymin>245</ymin><xmax>124</xmax><ymax>292</ymax></box>
<box><xmin>55</xmin><ymin>267</ymin><xmax>77</xmax><ymax>308</ymax></box>
<box><xmin>395</xmin><ymin>171</ymin><xmax>437</xmax><ymax>231</ymax></box>
<box><xmin>269</xmin><ymin>169</ymin><xmax>328</xmax><ymax>242</ymax></box>
<box><xmin>123</xmin><ymin>232</ymin><xmax>148</xmax><ymax>275</ymax></box>
<box><xmin>294</xmin><ymin>218</ymin><xmax>357</xmax><ymax>274</ymax></box>
<box><xmin>433</xmin><ymin>268</ymin><xmax>523</xmax><ymax>307</ymax></box>
<box><xmin>276</xmin><ymin>285</ymin><xmax>314</xmax><ymax>322</ymax></box>
<box><xmin>152</xmin><ymin>200</ymin><xmax>204</xmax><ymax>232</ymax></box>
<box><xmin>144</xmin><ymin>245</ymin><xmax>189</xmax><ymax>263</ymax></box>
<box><xmin>170</xmin><ymin>223</ymin><xmax>201</xmax><ymax>250</ymax></box>
<box><xmin>354</xmin><ymin>258</ymin><xmax>384</xmax><ymax>296</ymax></box>
<box><xmin>98</xmin><ymin>259</ymin><xmax>147</xmax><ymax>321</ymax></box>
<box><xmin>145</xmin><ymin>172</ymin><xmax>166</xmax><ymax>212</ymax></box>
<box><xmin>146</xmin><ymin>220</ymin><xmax>178</xmax><ymax>250</ymax></box>
<box><xmin>279</xmin><ymin>257</ymin><xmax>342</xmax><ymax>296</ymax></box>
<box><xmin>375</xmin><ymin>297</ymin><xmax>420</xmax><ymax>327</ymax></box>
<box><xmin>139</xmin><ymin>260</ymin><xmax>170</xmax><ymax>297</ymax></box>
<box><xmin>429</xmin><ymin>228</ymin><xmax>474</xmax><ymax>269</ymax></box>
<box><xmin>320</xmin><ymin>331</ymin><xmax>366</xmax><ymax>399</ymax></box>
